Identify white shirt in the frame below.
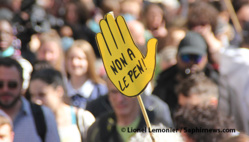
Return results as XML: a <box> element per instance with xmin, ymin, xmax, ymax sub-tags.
<box><xmin>66</xmin><ymin>79</ymin><xmax>94</xmax><ymax>98</ymax></box>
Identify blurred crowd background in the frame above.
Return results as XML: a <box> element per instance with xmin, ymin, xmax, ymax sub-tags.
<box><xmin>1</xmin><ymin>0</ymin><xmax>249</xmax><ymax>141</ymax></box>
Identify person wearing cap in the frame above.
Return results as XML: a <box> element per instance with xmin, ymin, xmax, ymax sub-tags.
<box><xmin>152</xmin><ymin>31</ymin><xmax>219</xmax><ymax>115</ymax></box>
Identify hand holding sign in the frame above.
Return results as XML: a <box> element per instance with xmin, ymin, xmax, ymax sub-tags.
<box><xmin>96</xmin><ymin>13</ymin><xmax>157</xmax><ymax>97</ymax></box>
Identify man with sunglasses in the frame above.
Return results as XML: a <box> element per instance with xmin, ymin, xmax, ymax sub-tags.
<box><xmin>153</xmin><ymin>31</ymin><xmax>219</xmax><ymax>115</ymax></box>
<box><xmin>0</xmin><ymin>57</ymin><xmax>60</xmax><ymax>142</ymax></box>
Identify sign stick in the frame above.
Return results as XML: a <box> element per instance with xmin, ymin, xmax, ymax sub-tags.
<box><xmin>224</xmin><ymin>0</ymin><xmax>242</xmax><ymax>34</ymax></box>
<box><xmin>137</xmin><ymin>95</ymin><xmax>155</xmax><ymax>142</ymax></box>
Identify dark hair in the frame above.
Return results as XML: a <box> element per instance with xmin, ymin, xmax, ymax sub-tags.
<box><xmin>174</xmin><ymin>105</ymin><xmax>234</xmax><ymax>142</ymax></box>
<box><xmin>188</xmin><ymin>1</ymin><xmax>218</xmax><ymax>34</ymax></box>
<box><xmin>0</xmin><ymin>57</ymin><xmax>23</xmax><ymax>81</ymax></box>
<box><xmin>232</xmin><ymin>0</ymin><xmax>249</xmax><ymax>13</ymax></box>
<box><xmin>30</xmin><ymin>68</ymin><xmax>71</xmax><ymax>104</ymax></box>
<box><xmin>31</xmin><ymin>60</ymin><xmax>53</xmax><ymax>76</ymax></box>
<box><xmin>31</xmin><ymin>68</ymin><xmax>65</xmax><ymax>91</ymax></box>
<box><xmin>176</xmin><ymin>72</ymin><xmax>218</xmax><ymax>98</ymax></box>
<box><xmin>143</xmin><ymin>2</ymin><xmax>168</xmax><ymax>28</ymax></box>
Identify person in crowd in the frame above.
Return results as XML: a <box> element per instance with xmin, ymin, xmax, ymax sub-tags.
<box><xmin>218</xmin><ymin>22</ymin><xmax>249</xmax><ymax>134</ymax></box>
<box><xmin>210</xmin><ymin>0</ymin><xmax>234</xmax><ymax>48</ymax></box>
<box><xmin>231</xmin><ymin>0</ymin><xmax>249</xmax><ymax>46</ymax></box>
<box><xmin>154</xmin><ymin>46</ymin><xmax>177</xmax><ymax>85</ymax></box>
<box><xmin>176</xmin><ymin>72</ymin><xmax>218</xmax><ymax>107</ymax></box>
<box><xmin>158</xmin><ymin>47</ymin><xmax>177</xmax><ymax>71</ymax></box>
<box><xmin>65</xmin><ymin>40</ymin><xmax>108</xmax><ymax>109</ymax></box>
<box><xmin>87</xmin><ymin>77</ymin><xmax>169</xmax><ymax>142</ymax></box>
<box><xmin>86</xmin><ymin>90</ymin><xmax>174</xmax><ymax>128</ymax></box>
<box><xmin>0</xmin><ymin>110</ymin><xmax>14</xmax><ymax>142</ymax></box>
<box><xmin>0</xmin><ymin>19</ymin><xmax>32</xmax><ymax>92</ymax></box>
<box><xmin>64</xmin><ymin>1</ymin><xmax>99</xmax><ymax>57</ymax></box>
<box><xmin>187</xmin><ymin>1</ymin><xmax>222</xmax><ymax>66</ymax></box>
<box><xmin>28</xmin><ymin>68</ymin><xmax>95</xmax><ymax>142</ymax></box>
<box><xmin>174</xmin><ymin>105</ymin><xmax>236</xmax><ymax>142</ymax></box>
<box><xmin>59</xmin><ymin>25</ymin><xmax>74</xmax><ymax>51</ymax></box>
<box><xmin>99</xmin><ymin>0</ymin><xmax>120</xmax><ymax>17</ymax></box>
<box><xmin>0</xmin><ymin>57</ymin><xmax>60</xmax><ymax>142</ymax></box>
<box><xmin>36</xmin><ymin>29</ymin><xmax>66</xmax><ymax>75</ymax></box>
<box><xmin>143</xmin><ymin>2</ymin><xmax>168</xmax><ymax>52</ymax></box>
<box><xmin>119</xmin><ymin>0</ymin><xmax>142</xmax><ymax>20</ymax></box>
<box><xmin>153</xmin><ymin>31</ymin><xmax>219</xmax><ymax>114</ymax></box>
<box><xmin>24</xmin><ymin>60</ymin><xmax>53</xmax><ymax>101</ymax></box>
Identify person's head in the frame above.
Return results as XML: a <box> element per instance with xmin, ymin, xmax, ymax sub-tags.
<box><xmin>232</xmin><ymin>0</ymin><xmax>249</xmax><ymax>28</ymax></box>
<box><xmin>37</xmin><ymin>30</ymin><xmax>65</xmax><ymax>73</ymax></box>
<box><xmin>0</xmin><ymin>19</ymin><xmax>14</xmax><ymax>51</ymax></box>
<box><xmin>65</xmin><ymin>1</ymin><xmax>79</xmax><ymax>24</ymax></box>
<box><xmin>66</xmin><ymin>40</ymin><xmax>103</xmax><ymax>83</ymax></box>
<box><xmin>0</xmin><ymin>57</ymin><xmax>23</xmax><ymax>109</ymax></box>
<box><xmin>100</xmin><ymin>0</ymin><xmax>120</xmax><ymax>16</ymax></box>
<box><xmin>0</xmin><ymin>110</ymin><xmax>14</xmax><ymax>142</ymax></box>
<box><xmin>143</xmin><ymin>3</ymin><xmax>167</xmax><ymax>31</ymax></box>
<box><xmin>188</xmin><ymin>1</ymin><xmax>219</xmax><ymax>34</ymax></box>
<box><xmin>177</xmin><ymin>31</ymin><xmax>208</xmax><ymax>75</ymax></box>
<box><xmin>29</xmin><ymin>68</ymin><xmax>69</xmax><ymax>112</ymax></box>
<box><xmin>60</xmin><ymin>25</ymin><xmax>74</xmax><ymax>51</ymax></box>
<box><xmin>60</xmin><ymin>25</ymin><xmax>73</xmax><ymax>37</ymax></box>
<box><xmin>65</xmin><ymin>1</ymin><xmax>91</xmax><ymax>25</ymax></box>
<box><xmin>159</xmin><ymin>46</ymin><xmax>177</xmax><ymax>71</ymax></box>
<box><xmin>176</xmin><ymin>72</ymin><xmax>218</xmax><ymax>107</ymax></box>
<box><xmin>174</xmin><ymin>105</ymin><xmax>233</xmax><ymax>142</ymax></box>
<box><xmin>106</xmin><ymin>78</ymin><xmax>139</xmax><ymax>119</ymax></box>
<box><xmin>120</xmin><ymin>0</ymin><xmax>141</xmax><ymax>20</ymax></box>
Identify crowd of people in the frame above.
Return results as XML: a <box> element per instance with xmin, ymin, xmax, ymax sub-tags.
<box><xmin>1</xmin><ymin>0</ymin><xmax>249</xmax><ymax>142</ymax></box>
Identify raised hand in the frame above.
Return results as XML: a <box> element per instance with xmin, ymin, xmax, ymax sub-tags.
<box><xmin>96</xmin><ymin>13</ymin><xmax>157</xmax><ymax>97</ymax></box>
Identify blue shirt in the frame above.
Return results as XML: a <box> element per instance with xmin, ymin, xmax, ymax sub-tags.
<box><xmin>13</xmin><ymin>97</ymin><xmax>60</xmax><ymax>142</ymax></box>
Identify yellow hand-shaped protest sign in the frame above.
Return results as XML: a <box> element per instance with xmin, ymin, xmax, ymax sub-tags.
<box><xmin>96</xmin><ymin>13</ymin><xmax>157</xmax><ymax>97</ymax></box>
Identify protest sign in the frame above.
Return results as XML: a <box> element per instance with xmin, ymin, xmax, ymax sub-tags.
<box><xmin>96</xmin><ymin>13</ymin><xmax>157</xmax><ymax>97</ymax></box>
<box><xmin>96</xmin><ymin>12</ymin><xmax>157</xmax><ymax>142</ymax></box>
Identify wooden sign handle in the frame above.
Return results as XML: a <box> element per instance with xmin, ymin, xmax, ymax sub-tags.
<box><xmin>224</xmin><ymin>0</ymin><xmax>242</xmax><ymax>34</ymax></box>
<box><xmin>137</xmin><ymin>95</ymin><xmax>155</xmax><ymax>142</ymax></box>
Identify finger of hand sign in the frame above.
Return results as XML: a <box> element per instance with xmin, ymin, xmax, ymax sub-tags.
<box><xmin>116</xmin><ymin>16</ymin><xmax>134</xmax><ymax>45</ymax></box>
<box><xmin>100</xmin><ymin>19</ymin><xmax>117</xmax><ymax>55</ymax></box>
<box><xmin>106</xmin><ymin>14</ymin><xmax>124</xmax><ymax>47</ymax></box>
<box><xmin>96</xmin><ymin>33</ymin><xmax>112</xmax><ymax>56</ymax></box>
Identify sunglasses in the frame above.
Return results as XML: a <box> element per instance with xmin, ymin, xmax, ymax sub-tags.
<box><xmin>181</xmin><ymin>54</ymin><xmax>202</xmax><ymax>63</ymax></box>
<box><xmin>0</xmin><ymin>81</ymin><xmax>18</xmax><ymax>89</ymax></box>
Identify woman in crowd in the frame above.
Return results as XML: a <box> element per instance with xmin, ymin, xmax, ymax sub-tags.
<box><xmin>65</xmin><ymin>40</ymin><xmax>108</xmax><ymax>108</ymax></box>
<box><xmin>29</xmin><ymin>68</ymin><xmax>95</xmax><ymax>142</ymax></box>
<box><xmin>36</xmin><ymin>30</ymin><xmax>66</xmax><ymax>75</ymax></box>
<box><xmin>143</xmin><ymin>2</ymin><xmax>168</xmax><ymax>52</ymax></box>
